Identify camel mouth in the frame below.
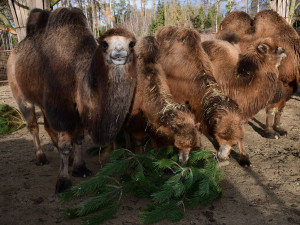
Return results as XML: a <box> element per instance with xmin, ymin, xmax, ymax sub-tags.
<box><xmin>110</xmin><ymin>50</ymin><xmax>128</xmax><ymax>65</ymax></box>
<box><xmin>178</xmin><ymin>149</ymin><xmax>190</xmax><ymax>163</ymax></box>
<box><xmin>111</xmin><ymin>56</ymin><xmax>127</xmax><ymax>65</ymax></box>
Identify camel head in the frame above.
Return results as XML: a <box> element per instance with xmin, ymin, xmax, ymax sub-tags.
<box><xmin>254</xmin><ymin>38</ymin><xmax>287</xmax><ymax>69</ymax></box>
<box><xmin>99</xmin><ymin>27</ymin><xmax>136</xmax><ymax>66</ymax></box>
<box><xmin>238</xmin><ymin>38</ymin><xmax>286</xmax><ymax>76</ymax></box>
<box><xmin>171</xmin><ymin>114</ymin><xmax>201</xmax><ymax>163</ymax></box>
<box><xmin>212</xmin><ymin>113</ymin><xmax>245</xmax><ymax>161</ymax></box>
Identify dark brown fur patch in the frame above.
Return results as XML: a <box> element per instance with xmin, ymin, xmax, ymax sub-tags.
<box><xmin>26</xmin><ymin>8</ymin><xmax>51</xmax><ymax>36</ymax></box>
<box><xmin>237</xmin><ymin>54</ymin><xmax>259</xmax><ymax>78</ymax></box>
<box><xmin>136</xmin><ymin>36</ymin><xmax>159</xmax><ymax>64</ymax></box>
<box><xmin>218</xmin><ymin>32</ymin><xmax>240</xmax><ymax>44</ymax></box>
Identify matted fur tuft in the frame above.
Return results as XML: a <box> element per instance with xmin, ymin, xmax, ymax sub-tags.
<box><xmin>26</xmin><ymin>8</ymin><xmax>51</xmax><ymax>36</ymax></box>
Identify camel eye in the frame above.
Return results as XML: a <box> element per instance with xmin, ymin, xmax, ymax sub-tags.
<box><xmin>101</xmin><ymin>41</ymin><xmax>108</xmax><ymax>50</ymax></box>
<box><xmin>129</xmin><ymin>41</ymin><xmax>136</xmax><ymax>49</ymax></box>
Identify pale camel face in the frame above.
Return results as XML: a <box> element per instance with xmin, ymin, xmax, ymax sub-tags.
<box><xmin>100</xmin><ymin>35</ymin><xmax>136</xmax><ymax>65</ymax></box>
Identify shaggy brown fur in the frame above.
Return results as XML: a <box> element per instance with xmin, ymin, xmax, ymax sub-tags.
<box><xmin>218</xmin><ymin>10</ymin><xmax>300</xmax><ymax>139</ymax></box>
<box><xmin>125</xmin><ymin>36</ymin><xmax>201</xmax><ymax>163</ymax></box>
<box><xmin>7</xmin><ymin>8</ymin><xmax>137</xmax><ymax>193</ymax></box>
<box><xmin>202</xmin><ymin>38</ymin><xmax>286</xmax><ymax>120</ymax></box>
<box><xmin>218</xmin><ymin>11</ymin><xmax>254</xmax><ymax>38</ymax></box>
<box><xmin>155</xmin><ymin>26</ymin><xmax>248</xmax><ymax>166</ymax></box>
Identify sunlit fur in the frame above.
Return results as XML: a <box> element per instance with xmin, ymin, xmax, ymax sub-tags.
<box><xmin>7</xmin><ymin>7</ymin><xmax>137</xmax><ymax>192</ymax></box>
<box><xmin>126</xmin><ymin>36</ymin><xmax>201</xmax><ymax>163</ymax></box>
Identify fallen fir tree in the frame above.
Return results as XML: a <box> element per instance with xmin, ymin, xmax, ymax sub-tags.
<box><xmin>0</xmin><ymin>104</ymin><xmax>25</xmax><ymax>134</ymax></box>
<box><xmin>61</xmin><ymin>147</ymin><xmax>222</xmax><ymax>224</ymax></box>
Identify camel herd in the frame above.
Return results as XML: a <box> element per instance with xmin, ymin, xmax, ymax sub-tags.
<box><xmin>6</xmin><ymin>7</ymin><xmax>299</xmax><ymax>193</ymax></box>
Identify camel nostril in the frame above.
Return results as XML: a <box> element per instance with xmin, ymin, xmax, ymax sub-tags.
<box><xmin>111</xmin><ymin>50</ymin><xmax>128</xmax><ymax>59</ymax></box>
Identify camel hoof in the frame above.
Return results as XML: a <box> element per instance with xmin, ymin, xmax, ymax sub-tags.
<box><xmin>265</xmin><ymin>131</ymin><xmax>280</xmax><ymax>140</ymax></box>
<box><xmin>274</xmin><ymin>127</ymin><xmax>287</xmax><ymax>136</ymax></box>
<box><xmin>238</xmin><ymin>155</ymin><xmax>251</xmax><ymax>167</ymax></box>
<box><xmin>72</xmin><ymin>163</ymin><xmax>92</xmax><ymax>178</ymax></box>
<box><xmin>56</xmin><ymin>177</ymin><xmax>72</xmax><ymax>193</ymax></box>
<box><xmin>36</xmin><ymin>153</ymin><xmax>49</xmax><ymax>166</ymax></box>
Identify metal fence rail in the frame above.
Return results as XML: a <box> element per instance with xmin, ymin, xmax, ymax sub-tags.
<box><xmin>0</xmin><ymin>50</ymin><xmax>12</xmax><ymax>85</ymax></box>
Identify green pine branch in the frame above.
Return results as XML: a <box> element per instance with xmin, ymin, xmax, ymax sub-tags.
<box><xmin>62</xmin><ymin>145</ymin><xmax>222</xmax><ymax>225</ymax></box>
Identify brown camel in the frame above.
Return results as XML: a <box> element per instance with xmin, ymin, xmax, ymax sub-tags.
<box><xmin>202</xmin><ymin>37</ymin><xmax>286</xmax><ymax>120</ymax></box>
<box><xmin>125</xmin><ymin>36</ymin><xmax>201</xmax><ymax>163</ymax></box>
<box><xmin>7</xmin><ymin>8</ymin><xmax>137</xmax><ymax>193</ymax></box>
<box><xmin>217</xmin><ymin>10</ymin><xmax>299</xmax><ymax>139</ymax></box>
<box><xmin>155</xmin><ymin>26</ymin><xmax>248</xmax><ymax>166</ymax></box>
<box><xmin>202</xmin><ymin>37</ymin><xmax>286</xmax><ymax>160</ymax></box>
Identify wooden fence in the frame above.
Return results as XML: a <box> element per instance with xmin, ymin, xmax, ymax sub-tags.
<box><xmin>0</xmin><ymin>50</ymin><xmax>12</xmax><ymax>86</ymax></box>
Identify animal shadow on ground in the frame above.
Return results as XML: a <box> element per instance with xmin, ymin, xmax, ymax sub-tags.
<box><xmin>218</xmin><ymin>178</ymin><xmax>300</xmax><ymax>225</ymax></box>
<box><xmin>248</xmin><ymin>118</ymin><xmax>268</xmax><ymax>138</ymax></box>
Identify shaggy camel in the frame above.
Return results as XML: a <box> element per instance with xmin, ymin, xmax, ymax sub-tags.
<box><xmin>155</xmin><ymin>26</ymin><xmax>248</xmax><ymax>166</ymax></box>
<box><xmin>202</xmin><ymin>37</ymin><xmax>286</xmax><ymax>120</ymax></box>
<box><xmin>202</xmin><ymin>37</ymin><xmax>286</xmax><ymax>160</ymax></box>
<box><xmin>218</xmin><ymin>10</ymin><xmax>299</xmax><ymax>139</ymax></box>
<box><xmin>125</xmin><ymin>36</ymin><xmax>201</xmax><ymax>163</ymax></box>
<box><xmin>7</xmin><ymin>8</ymin><xmax>137</xmax><ymax>193</ymax></box>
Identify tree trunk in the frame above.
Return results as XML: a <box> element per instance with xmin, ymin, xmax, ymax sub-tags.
<box><xmin>270</xmin><ymin>0</ymin><xmax>292</xmax><ymax>23</ymax></box>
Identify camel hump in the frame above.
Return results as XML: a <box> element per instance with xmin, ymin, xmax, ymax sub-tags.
<box><xmin>218</xmin><ymin>32</ymin><xmax>240</xmax><ymax>44</ymax></box>
<box><xmin>47</xmin><ymin>7</ymin><xmax>88</xmax><ymax>29</ymax></box>
<box><xmin>26</xmin><ymin>8</ymin><xmax>51</xmax><ymax>36</ymax></box>
<box><xmin>136</xmin><ymin>36</ymin><xmax>159</xmax><ymax>63</ymax></box>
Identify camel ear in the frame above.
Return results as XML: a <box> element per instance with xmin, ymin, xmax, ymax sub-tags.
<box><xmin>171</xmin><ymin>124</ymin><xmax>178</xmax><ymax>133</ymax></box>
<box><xmin>257</xmin><ymin>44</ymin><xmax>268</xmax><ymax>54</ymax></box>
<box><xmin>195</xmin><ymin>123</ymin><xmax>201</xmax><ymax>130</ymax></box>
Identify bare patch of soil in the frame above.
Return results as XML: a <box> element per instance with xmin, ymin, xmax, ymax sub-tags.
<box><xmin>0</xmin><ymin>84</ymin><xmax>299</xmax><ymax>225</ymax></box>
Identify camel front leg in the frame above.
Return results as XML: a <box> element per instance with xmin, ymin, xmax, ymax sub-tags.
<box><xmin>56</xmin><ymin>132</ymin><xmax>72</xmax><ymax>193</ymax></box>
<box><xmin>72</xmin><ymin>142</ymin><xmax>92</xmax><ymax>178</ymax></box>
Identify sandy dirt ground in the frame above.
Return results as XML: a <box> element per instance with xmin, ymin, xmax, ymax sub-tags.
<box><xmin>0</xmin><ymin>84</ymin><xmax>299</xmax><ymax>225</ymax></box>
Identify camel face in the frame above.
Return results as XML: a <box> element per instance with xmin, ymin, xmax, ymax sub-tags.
<box><xmin>173</xmin><ymin>121</ymin><xmax>201</xmax><ymax>163</ymax></box>
<box><xmin>254</xmin><ymin>40</ymin><xmax>287</xmax><ymax>69</ymax></box>
<box><xmin>214</xmin><ymin>114</ymin><xmax>245</xmax><ymax>161</ymax></box>
<box><xmin>101</xmin><ymin>36</ymin><xmax>136</xmax><ymax>65</ymax></box>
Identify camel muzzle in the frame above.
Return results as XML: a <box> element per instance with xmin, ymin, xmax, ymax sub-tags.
<box><xmin>111</xmin><ymin>50</ymin><xmax>128</xmax><ymax>65</ymax></box>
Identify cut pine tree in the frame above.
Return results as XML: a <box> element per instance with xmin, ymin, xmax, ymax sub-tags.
<box><xmin>61</xmin><ymin>147</ymin><xmax>222</xmax><ymax>225</ymax></box>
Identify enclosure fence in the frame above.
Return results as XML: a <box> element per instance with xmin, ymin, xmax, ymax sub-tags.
<box><xmin>0</xmin><ymin>50</ymin><xmax>12</xmax><ymax>86</ymax></box>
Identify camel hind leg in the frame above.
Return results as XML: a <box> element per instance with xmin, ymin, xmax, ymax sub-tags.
<box><xmin>17</xmin><ymin>99</ymin><xmax>49</xmax><ymax>165</ymax></box>
<box><xmin>41</xmin><ymin>109</ymin><xmax>59</xmax><ymax>152</ymax></box>
<box><xmin>273</xmin><ymin>101</ymin><xmax>287</xmax><ymax>136</ymax></box>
